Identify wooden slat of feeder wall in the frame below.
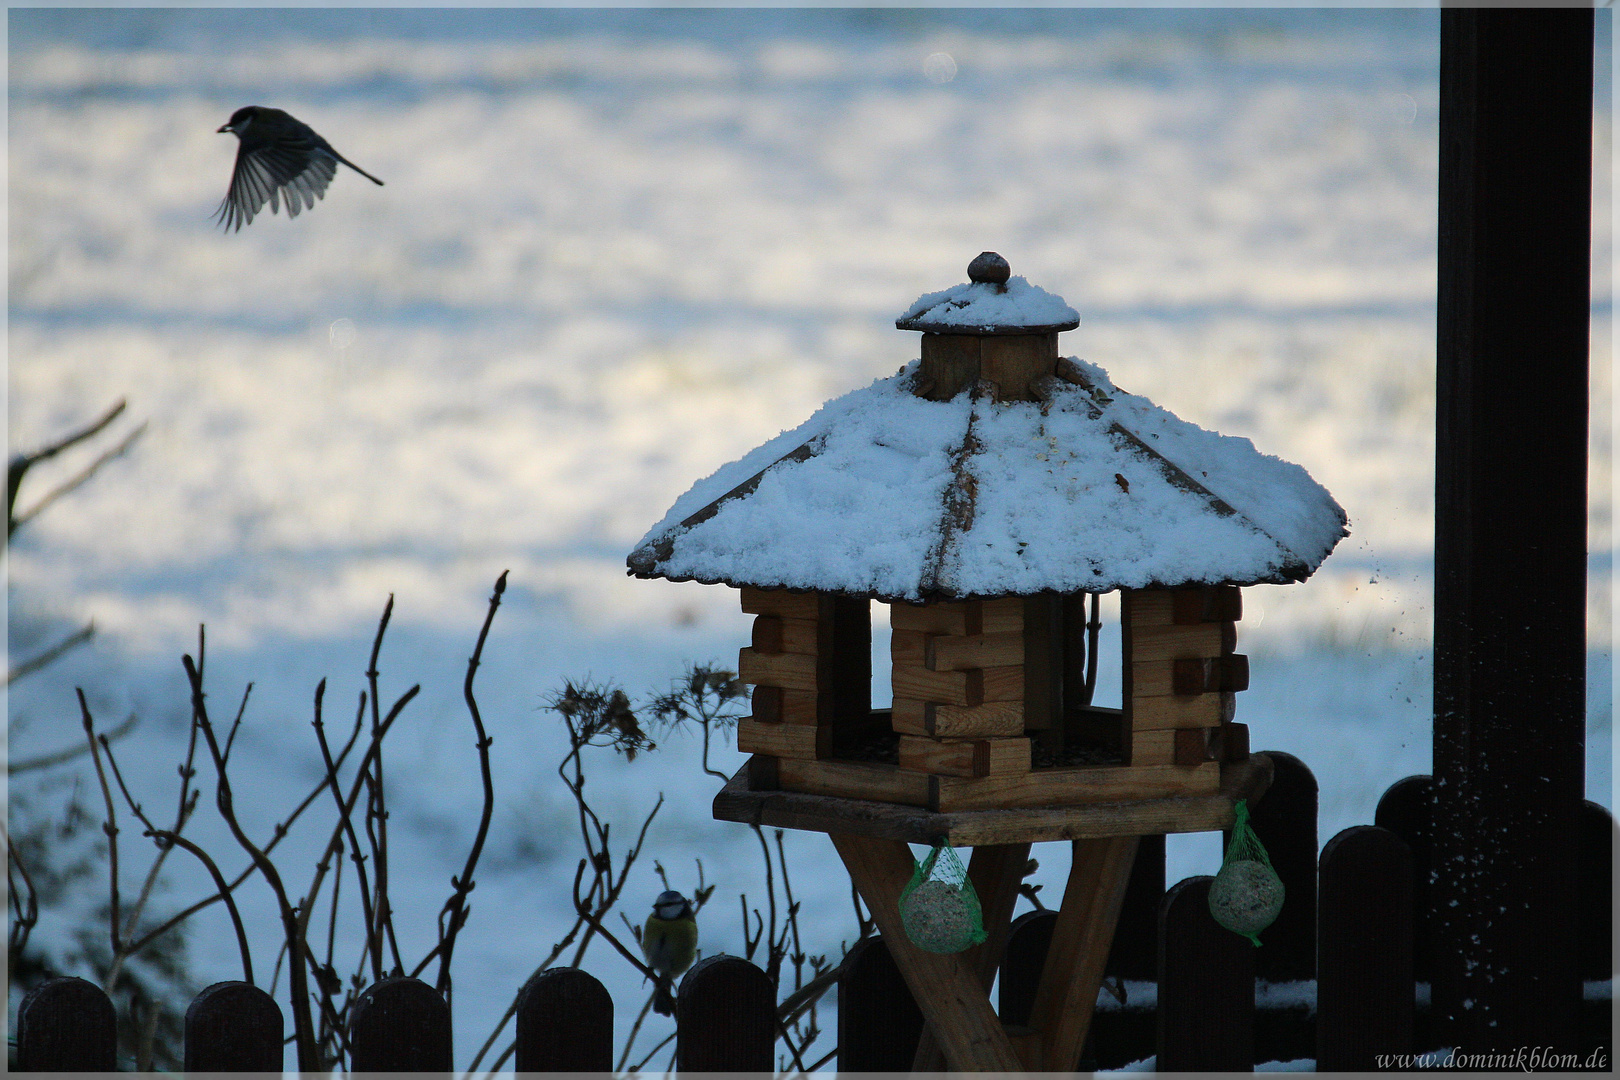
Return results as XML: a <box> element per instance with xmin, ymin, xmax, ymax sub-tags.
<box><xmin>889</xmin><ymin>597</ymin><xmax>1031</xmax><ymax>780</ymax></box>
<box><xmin>891</xmin><ymin>699</ymin><xmax>1024</xmax><ymax>738</ymax></box>
<box><xmin>1122</xmin><ymin>587</ymin><xmax>1245</xmax><ymax>770</ymax></box>
<box><xmin>898</xmin><ymin>735</ymin><xmax>1032</xmax><ymax>778</ymax></box>
<box><xmin>737</xmin><ymin>587</ymin><xmax>872</xmax><ymax>777</ymax></box>
<box><xmin>891</xmin><ymin>599</ymin><xmax>1024</xmax><ymax>728</ymax></box>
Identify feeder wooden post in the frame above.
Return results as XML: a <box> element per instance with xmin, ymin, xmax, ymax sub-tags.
<box><xmin>830</xmin><ymin>833</ymin><xmax>1024</xmax><ymax>1071</ymax></box>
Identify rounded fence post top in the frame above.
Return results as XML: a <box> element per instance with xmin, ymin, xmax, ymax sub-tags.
<box><xmin>967</xmin><ymin>251</ymin><xmax>1011</xmax><ymax>285</ymax></box>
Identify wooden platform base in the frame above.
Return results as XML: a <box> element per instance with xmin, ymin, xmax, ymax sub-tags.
<box><xmin>714</xmin><ymin>753</ymin><xmax>1272</xmax><ymax>846</ymax></box>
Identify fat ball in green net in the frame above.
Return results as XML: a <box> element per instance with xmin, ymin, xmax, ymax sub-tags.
<box><xmin>899</xmin><ymin>842</ymin><xmax>986</xmax><ymax>954</ymax></box>
<box><xmin>1209</xmin><ymin>800</ymin><xmax>1284</xmax><ymax>946</ymax></box>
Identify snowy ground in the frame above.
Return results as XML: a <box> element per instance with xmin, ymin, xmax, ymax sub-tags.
<box><xmin>7</xmin><ymin>7</ymin><xmax>1612</xmax><ymax>1071</ymax></box>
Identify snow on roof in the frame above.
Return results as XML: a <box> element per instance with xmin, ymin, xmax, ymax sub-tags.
<box><xmin>896</xmin><ymin>275</ymin><xmax>1081</xmax><ymax>334</ymax></box>
<box><xmin>627</xmin><ymin>357</ymin><xmax>1347</xmax><ymax>600</ymax></box>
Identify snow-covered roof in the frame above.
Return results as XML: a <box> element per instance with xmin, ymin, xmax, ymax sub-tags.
<box><xmin>896</xmin><ymin>275</ymin><xmax>1080</xmax><ymax>335</ymax></box>
<box><xmin>627</xmin><ymin>356</ymin><xmax>1348</xmax><ymax>600</ymax></box>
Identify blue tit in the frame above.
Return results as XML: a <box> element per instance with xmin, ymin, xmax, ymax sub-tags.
<box><xmin>214</xmin><ymin>106</ymin><xmax>384</xmax><ymax>232</ymax></box>
<box><xmin>642</xmin><ymin>889</ymin><xmax>698</xmax><ymax>1016</ymax></box>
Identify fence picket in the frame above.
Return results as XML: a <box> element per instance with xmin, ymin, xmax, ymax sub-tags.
<box><xmin>15</xmin><ymin>976</ymin><xmax>118</xmax><ymax>1071</ymax></box>
<box><xmin>837</xmin><ymin>935</ymin><xmax>924</xmax><ymax>1070</ymax></box>
<box><xmin>347</xmin><ymin>975</ymin><xmax>452</xmax><ymax>1070</ymax></box>
<box><xmin>1374</xmin><ymin>773</ymin><xmax>1434</xmax><ymax>982</ymax></box>
<box><xmin>1317</xmin><ymin>825</ymin><xmax>1414</xmax><ymax>1070</ymax></box>
<box><xmin>183</xmin><ymin>980</ymin><xmax>284</xmax><ymax>1071</ymax></box>
<box><xmin>513</xmin><ymin>966</ymin><xmax>613</xmax><ymax>1071</ymax></box>
<box><xmin>1240</xmin><ymin>750</ymin><xmax>1317</xmax><ymax>979</ymax></box>
<box><xmin>997</xmin><ymin>908</ymin><xmax>1058</xmax><ymax>1026</ymax></box>
<box><xmin>1158</xmin><ymin>875</ymin><xmax>1254</xmax><ymax>1071</ymax></box>
<box><xmin>675</xmin><ymin>954</ymin><xmax>775</xmax><ymax>1071</ymax></box>
<box><xmin>1579</xmin><ymin>799</ymin><xmax>1616</xmax><ymax>981</ymax></box>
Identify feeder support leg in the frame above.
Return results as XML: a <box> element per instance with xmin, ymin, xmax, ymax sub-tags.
<box><xmin>830</xmin><ymin>833</ymin><xmax>1023</xmax><ymax>1071</ymax></box>
<box><xmin>910</xmin><ymin>842</ymin><xmax>1032</xmax><ymax>1071</ymax></box>
<box><xmin>1026</xmin><ymin>835</ymin><xmax>1140</xmax><ymax>1070</ymax></box>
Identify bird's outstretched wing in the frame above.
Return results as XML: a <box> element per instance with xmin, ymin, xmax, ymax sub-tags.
<box><xmin>214</xmin><ymin>137</ymin><xmax>339</xmax><ymax>233</ymax></box>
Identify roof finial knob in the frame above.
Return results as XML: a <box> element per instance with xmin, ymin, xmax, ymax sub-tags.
<box><xmin>967</xmin><ymin>251</ymin><xmax>1011</xmax><ymax>286</ymax></box>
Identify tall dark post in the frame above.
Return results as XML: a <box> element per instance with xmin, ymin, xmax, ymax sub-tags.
<box><xmin>1433</xmin><ymin>8</ymin><xmax>1592</xmax><ymax>1055</ymax></box>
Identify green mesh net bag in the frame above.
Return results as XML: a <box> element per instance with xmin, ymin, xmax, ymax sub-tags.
<box><xmin>1208</xmin><ymin>800</ymin><xmax>1285</xmax><ymax>946</ymax></box>
<box><xmin>899</xmin><ymin>842</ymin><xmax>987</xmax><ymax>954</ymax></box>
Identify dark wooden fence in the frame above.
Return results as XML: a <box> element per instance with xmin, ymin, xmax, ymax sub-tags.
<box><xmin>16</xmin><ymin>751</ymin><xmax>1614</xmax><ymax>1071</ymax></box>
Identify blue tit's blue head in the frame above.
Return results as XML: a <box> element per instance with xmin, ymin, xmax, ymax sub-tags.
<box><xmin>651</xmin><ymin>890</ymin><xmax>692</xmax><ymax>921</ymax></box>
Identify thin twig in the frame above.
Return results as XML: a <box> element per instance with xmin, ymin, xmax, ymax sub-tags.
<box><xmin>100</xmin><ymin>735</ymin><xmax>182</xmax><ymax>988</ymax></box>
<box><xmin>311</xmin><ymin>679</ymin><xmax>419</xmax><ymax>986</ymax></box>
<box><xmin>487</xmin><ymin>1040</ymin><xmax>517</xmax><ymax>1073</ymax></box>
<box><xmin>221</xmin><ymin>682</ymin><xmax>253</xmax><ymax>767</ymax></box>
<box><xmin>312</xmin><ymin>683</ymin><xmax>380</xmax><ymax>984</ymax></box>
<box><xmin>4</xmin><ymin>621</ymin><xmax>94</xmax><ymax>688</ymax></box>
<box><xmin>5</xmin><ymin>824</ymin><xmax>40</xmax><ymax>956</ymax></box>
<box><xmin>184</xmin><ymin>650</ymin><xmax>320</xmax><ymax>1068</ymax></box>
<box><xmin>615</xmin><ymin>983</ymin><xmax>660</xmax><ymax>1072</ymax></box>
<box><xmin>8</xmin><ymin>398</ymin><xmax>128</xmax><ymax>530</ymax></box>
<box><xmin>570</xmin><ymin>859</ymin><xmax>661</xmax><ymax>983</ymax></box>
<box><xmin>11</xmin><ymin>420</ymin><xmax>147</xmax><ymax>537</ymax></box>
<box><xmin>121</xmin><ymin>701</ymin><xmax>364</xmax><ymax>960</ymax></box>
<box><xmin>8</xmin><ymin>709</ymin><xmax>134</xmax><ymax>774</ymax></box>
<box><xmin>805</xmin><ymin>1043</ymin><xmax>839</xmax><ymax>1072</ymax></box>
<box><xmin>77</xmin><ymin>690</ymin><xmax>122</xmax><ymax>962</ymax></box>
<box><xmin>776</xmin><ymin>939</ymin><xmax>865</xmax><ymax>1024</ymax></box>
<box><xmin>364</xmin><ymin>595</ymin><xmax>399</xmax><ymax>976</ymax></box>
<box><xmin>149</xmin><ymin>831</ymin><xmax>254</xmax><ymax>983</ymax></box>
<box><xmin>626</xmin><ymin>1022</ymin><xmax>675</xmax><ymax>1073</ymax></box>
<box><xmin>432</xmin><ymin>570</ymin><xmax>507</xmax><ymax>997</ymax></box>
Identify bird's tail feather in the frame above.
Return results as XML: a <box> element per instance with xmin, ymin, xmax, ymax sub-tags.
<box><xmin>653</xmin><ymin>976</ymin><xmax>676</xmax><ymax>1017</ymax></box>
<box><xmin>336</xmin><ymin>154</ymin><xmax>385</xmax><ymax>186</ymax></box>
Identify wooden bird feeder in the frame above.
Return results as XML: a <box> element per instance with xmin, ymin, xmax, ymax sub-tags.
<box><xmin>628</xmin><ymin>253</ymin><xmax>1348</xmax><ymax>1070</ymax></box>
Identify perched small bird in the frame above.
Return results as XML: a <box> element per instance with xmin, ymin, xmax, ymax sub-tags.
<box><xmin>642</xmin><ymin>890</ymin><xmax>698</xmax><ymax>1016</ymax></box>
<box><xmin>214</xmin><ymin>106</ymin><xmax>384</xmax><ymax>232</ymax></box>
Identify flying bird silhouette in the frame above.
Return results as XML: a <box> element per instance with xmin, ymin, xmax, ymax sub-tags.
<box><xmin>214</xmin><ymin>106</ymin><xmax>384</xmax><ymax>232</ymax></box>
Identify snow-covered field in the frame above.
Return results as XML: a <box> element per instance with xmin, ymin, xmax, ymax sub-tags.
<box><xmin>7</xmin><ymin>7</ymin><xmax>1612</xmax><ymax>1070</ymax></box>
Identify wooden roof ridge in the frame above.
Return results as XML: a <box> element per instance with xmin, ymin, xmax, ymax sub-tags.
<box><xmin>626</xmin><ymin>436</ymin><xmax>824</xmax><ymax>576</ymax></box>
<box><xmin>918</xmin><ymin>380</ymin><xmax>992</xmax><ymax>595</ymax></box>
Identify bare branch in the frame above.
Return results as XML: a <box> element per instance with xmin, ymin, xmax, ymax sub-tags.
<box><xmin>432</xmin><ymin>570</ymin><xmax>507</xmax><ymax>997</ymax></box>
<box><xmin>9</xmin><ymin>399</ymin><xmax>127</xmax><ymax>522</ymax></box>
<box><xmin>312</xmin><ymin>683</ymin><xmax>381</xmax><ymax>984</ymax></box>
<box><xmin>12</xmin><ymin>415</ymin><xmax>147</xmax><ymax>538</ymax></box>
<box><xmin>4</xmin><ymin>621</ymin><xmax>95</xmax><ymax>688</ymax></box>
<box><xmin>5</xmin><ymin>824</ymin><xmax>40</xmax><ymax>957</ymax></box>
<box><xmin>364</xmin><ymin>595</ymin><xmax>400</xmax><ymax>977</ymax></box>
<box><xmin>8</xmin><ymin>707</ymin><xmax>133</xmax><ymax>774</ymax></box>
<box><xmin>120</xmin><ymin>708</ymin><xmax>360</xmax><ymax>959</ymax></box>
<box><xmin>77</xmin><ymin>690</ymin><xmax>122</xmax><ymax>962</ymax></box>
<box><xmin>184</xmin><ymin>650</ymin><xmax>320</xmax><ymax>1067</ymax></box>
